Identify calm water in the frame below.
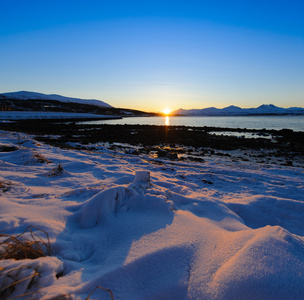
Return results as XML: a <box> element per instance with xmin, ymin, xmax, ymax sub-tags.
<box><xmin>81</xmin><ymin>115</ymin><xmax>304</xmax><ymax>131</ymax></box>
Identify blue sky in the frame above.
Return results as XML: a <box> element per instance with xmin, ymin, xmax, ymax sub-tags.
<box><xmin>1</xmin><ymin>0</ymin><xmax>303</xmax><ymax>111</ymax></box>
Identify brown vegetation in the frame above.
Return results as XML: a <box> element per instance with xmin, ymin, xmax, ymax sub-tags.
<box><xmin>0</xmin><ymin>225</ymin><xmax>52</xmax><ymax>260</ymax></box>
<box><xmin>86</xmin><ymin>285</ymin><xmax>114</xmax><ymax>300</ymax></box>
<box><xmin>0</xmin><ymin>226</ymin><xmax>54</xmax><ymax>299</ymax></box>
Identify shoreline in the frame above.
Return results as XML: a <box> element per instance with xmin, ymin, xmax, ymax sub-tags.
<box><xmin>80</xmin><ymin>115</ymin><xmax>304</xmax><ymax>132</ymax></box>
<box><xmin>0</xmin><ymin>120</ymin><xmax>303</xmax><ymax>168</ymax></box>
<box><xmin>0</xmin><ymin>111</ymin><xmax>123</xmax><ymax>121</ymax></box>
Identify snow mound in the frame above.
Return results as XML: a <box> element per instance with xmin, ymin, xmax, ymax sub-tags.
<box><xmin>79</xmin><ymin>183</ymin><xmax>171</xmax><ymax>229</ymax></box>
<box><xmin>205</xmin><ymin>226</ymin><xmax>304</xmax><ymax>299</ymax></box>
<box><xmin>228</xmin><ymin>195</ymin><xmax>304</xmax><ymax>236</ymax></box>
<box><xmin>79</xmin><ymin>186</ymin><xmax>128</xmax><ymax>228</ymax></box>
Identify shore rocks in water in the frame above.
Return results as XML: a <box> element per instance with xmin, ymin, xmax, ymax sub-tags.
<box><xmin>155</xmin><ymin>147</ymin><xmax>178</xmax><ymax>160</ymax></box>
<box><xmin>0</xmin><ymin>120</ymin><xmax>303</xmax><ymax>166</ymax></box>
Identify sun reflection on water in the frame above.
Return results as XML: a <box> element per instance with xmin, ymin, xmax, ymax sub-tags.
<box><xmin>165</xmin><ymin>116</ymin><xmax>170</xmax><ymax>126</ymax></box>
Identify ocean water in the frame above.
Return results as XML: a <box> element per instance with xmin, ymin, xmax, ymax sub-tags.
<box><xmin>80</xmin><ymin>115</ymin><xmax>304</xmax><ymax>131</ymax></box>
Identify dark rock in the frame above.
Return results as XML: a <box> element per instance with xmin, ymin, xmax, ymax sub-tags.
<box><xmin>202</xmin><ymin>179</ymin><xmax>213</xmax><ymax>184</ymax></box>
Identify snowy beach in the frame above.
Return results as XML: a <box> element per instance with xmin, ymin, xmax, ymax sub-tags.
<box><xmin>1</xmin><ymin>129</ymin><xmax>304</xmax><ymax>299</ymax></box>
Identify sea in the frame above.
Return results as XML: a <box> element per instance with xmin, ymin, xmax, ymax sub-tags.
<box><xmin>80</xmin><ymin>115</ymin><xmax>304</xmax><ymax>132</ymax></box>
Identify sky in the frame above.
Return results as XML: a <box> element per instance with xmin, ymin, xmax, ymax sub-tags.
<box><xmin>0</xmin><ymin>0</ymin><xmax>303</xmax><ymax>112</ymax></box>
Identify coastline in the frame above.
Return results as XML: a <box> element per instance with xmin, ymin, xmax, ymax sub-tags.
<box><xmin>0</xmin><ymin>119</ymin><xmax>303</xmax><ymax>168</ymax></box>
<box><xmin>0</xmin><ymin>111</ymin><xmax>122</xmax><ymax>121</ymax></box>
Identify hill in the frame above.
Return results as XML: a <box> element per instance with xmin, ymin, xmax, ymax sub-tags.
<box><xmin>0</xmin><ymin>91</ymin><xmax>112</xmax><ymax>108</ymax></box>
<box><xmin>0</xmin><ymin>91</ymin><xmax>153</xmax><ymax>117</ymax></box>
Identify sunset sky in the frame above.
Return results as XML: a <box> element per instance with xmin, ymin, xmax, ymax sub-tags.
<box><xmin>1</xmin><ymin>0</ymin><xmax>303</xmax><ymax>112</ymax></box>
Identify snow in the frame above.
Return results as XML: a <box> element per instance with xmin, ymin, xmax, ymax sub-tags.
<box><xmin>0</xmin><ymin>111</ymin><xmax>116</xmax><ymax>120</ymax></box>
<box><xmin>1</xmin><ymin>130</ymin><xmax>304</xmax><ymax>299</ymax></box>
<box><xmin>0</xmin><ymin>91</ymin><xmax>112</xmax><ymax>108</ymax></box>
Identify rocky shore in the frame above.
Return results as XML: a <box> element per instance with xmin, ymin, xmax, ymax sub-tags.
<box><xmin>1</xmin><ymin>119</ymin><xmax>303</xmax><ymax>167</ymax></box>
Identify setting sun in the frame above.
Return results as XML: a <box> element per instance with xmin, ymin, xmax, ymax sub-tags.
<box><xmin>163</xmin><ymin>108</ymin><xmax>171</xmax><ymax>115</ymax></box>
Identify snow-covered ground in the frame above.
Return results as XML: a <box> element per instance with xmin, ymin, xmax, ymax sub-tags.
<box><xmin>0</xmin><ymin>111</ymin><xmax>116</xmax><ymax>120</ymax></box>
<box><xmin>1</xmin><ymin>130</ymin><xmax>304</xmax><ymax>299</ymax></box>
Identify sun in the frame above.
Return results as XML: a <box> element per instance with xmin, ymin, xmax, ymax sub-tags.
<box><xmin>163</xmin><ymin>108</ymin><xmax>172</xmax><ymax>115</ymax></box>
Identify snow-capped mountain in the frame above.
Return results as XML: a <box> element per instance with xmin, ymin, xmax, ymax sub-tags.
<box><xmin>0</xmin><ymin>91</ymin><xmax>112</xmax><ymax>108</ymax></box>
<box><xmin>173</xmin><ymin>104</ymin><xmax>304</xmax><ymax>116</ymax></box>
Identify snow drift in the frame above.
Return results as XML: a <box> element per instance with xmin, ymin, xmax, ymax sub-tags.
<box><xmin>1</xmin><ymin>130</ymin><xmax>304</xmax><ymax>299</ymax></box>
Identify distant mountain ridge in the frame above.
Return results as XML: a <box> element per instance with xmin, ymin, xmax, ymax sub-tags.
<box><xmin>0</xmin><ymin>91</ymin><xmax>112</xmax><ymax>108</ymax></box>
<box><xmin>0</xmin><ymin>91</ymin><xmax>155</xmax><ymax>117</ymax></box>
<box><xmin>173</xmin><ymin>104</ymin><xmax>304</xmax><ymax>116</ymax></box>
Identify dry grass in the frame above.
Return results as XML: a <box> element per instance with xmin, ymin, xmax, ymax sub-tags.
<box><xmin>0</xmin><ymin>226</ymin><xmax>54</xmax><ymax>299</ymax></box>
<box><xmin>0</xmin><ymin>180</ymin><xmax>12</xmax><ymax>193</ymax></box>
<box><xmin>47</xmin><ymin>294</ymin><xmax>71</xmax><ymax>300</ymax></box>
<box><xmin>33</xmin><ymin>151</ymin><xmax>52</xmax><ymax>164</ymax></box>
<box><xmin>44</xmin><ymin>164</ymin><xmax>66</xmax><ymax>177</ymax></box>
<box><xmin>0</xmin><ymin>225</ymin><xmax>53</xmax><ymax>260</ymax></box>
<box><xmin>0</xmin><ymin>265</ymin><xmax>40</xmax><ymax>300</ymax></box>
<box><xmin>86</xmin><ymin>285</ymin><xmax>114</xmax><ymax>300</ymax></box>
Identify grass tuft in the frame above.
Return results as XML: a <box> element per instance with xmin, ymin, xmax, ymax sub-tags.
<box><xmin>44</xmin><ymin>164</ymin><xmax>66</xmax><ymax>177</ymax></box>
<box><xmin>0</xmin><ymin>265</ymin><xmax>40</xmax><ymax>300</ymax></box>
<box><xmin>86</xmin><ymin>285</ymin><xmax>114</xmax><ymax>300</ymax></box>
<box><xmin>33</xmin><ymin>151</ymin><xmax>52</xmax><ymax>164</ymax></box>
<box><xmin>0</xmin><ymin>226</ymin><xmax>55</xmax><ymax>299</ymax></box>
<box><xmin>0</xmin><ymin>225</ymin><xmax>53</xmax><ymax>260</ymax></box>
<box><xmin>0</xmin><ymin>180</ymin><xmax>12</xmax><ymax>193</ymax></box>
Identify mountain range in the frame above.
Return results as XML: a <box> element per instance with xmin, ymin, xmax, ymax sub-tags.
<box><xmin>0</xmin><ymin>91</ymin><xmax>112</xmax><ymax>108</ymax></box>
<box><xmin>173</xmin><ymin>104</ymin><xmax>304</xmax><ymax>116</ymax></box>
<box><xmin>1</xmin><ymin>91</ymin><xmax>303</xmax><ymax>116</ymax></box>
<box><xmin>0</xmin><ymin>91</ymin><xmax>154</xmax><ymax>117</ymax></box>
